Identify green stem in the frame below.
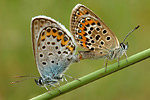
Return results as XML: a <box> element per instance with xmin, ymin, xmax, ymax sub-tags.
<box><xmin>30</xmin><ymin>48</ymin><xmax>150</xmax><ymax>100</ymax></box>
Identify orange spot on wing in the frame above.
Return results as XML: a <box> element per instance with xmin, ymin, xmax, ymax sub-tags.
<box><xmin>57</xmin><ymin>35</ymin><xmax>62</xmax><ymax>40</ymax></box>
<box><xmin>77</xmin><ymin>12</ymin><xmax>84</xmax><ymax>17</ymax></box>
<box><xmin>79</xmin><ymin>26</ymin><xmax>84</xmax><ymax>31</ymax></box>
<box><xmin>57</xmin><ymin>35</ymin><xmax>63</xmax><ymax>41</ymax></box>
<box><xmin>95</xmin><ymin>20</ymin><xmax>99</xmax><ymax>23</ymax></box>
<box><xmin>82</xmin><ymin>42</ymin><xmax>86</xmax><ymax>48</ymax></box>
<box><xmin>83</xmin><ymin>21</ymin><xmax>88</xmax><ymax>26</ymax></box>
<box><xmin>46</xmin><ymin>32</ymin><xmax>51</xmax><ymax>37</ymax></box>
<box><xmin>66</xmin><ymin>46</ymin><xmax>73</xmax><ymax>52</ymax></box>
<box><xmin>77</xmin><ymin>33</ymin><xmax>86</xmax><ymax>42</ymax></box>
<box><xmin>79</xmin><ymin>20</ymin><xmax>88</xmax><ymax>26</ymax></box>
<box><xmin>88</xmin><ymin>19</ymin><xmax>95</xmax><ymax>24</ymax></box>
<box><xmin>61</xmin><ymin>40</ymin><xmax>69</xmax><ymax>46</ymax></box>
<box><xmin>52</xmin><ymin>31</ymin><xmax>57</xmax><ymax>37</ymax></box>
<box><xmin>40</xmin><ymin>20</ymin><xmax>45</xmax><ymax>27</ymax></box>
<box><xmin>61</xmin><ymin>36</ymin><xmax>69</xmax><ymax>46</ymax></box>
<box><xmin>41</xmin><ymin>34</ymin><xmax>45</xmax><ymax>41</ymax></box>
<box><xmin>78</xmin><ymin>28</ymin><xmax>86</xmax><ymax>36</ymax></box>
<box><xmin>79</xmin><ymin>9</ymin><xmax>87</xmax><ymax>14</ymax></box>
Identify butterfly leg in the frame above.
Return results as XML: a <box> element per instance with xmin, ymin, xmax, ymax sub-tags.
<box><xmin>44</xmin><ymin>85</ymin><xmax>52</xmax><ymax>94</ymax></box>
<box><xmin>57</xmin><ymin>82</ymin><xmax>61</xmax><ymax>87</ymax></box>
<box><xmin>62</xmin><ymin>74</ymin><xmax>80</xmax><ymax>81</ymax></box>
<box><xmin>62</xmin><ymin>75</ymin><xmax>68</xmax><ymax>83</ymax></box>
<box><xmin>117</xmin><ymin>57</ymin><xmax>120</xmax><ymax>67</ymax></box>
<box><xmin>125</xmin><ymin>52</ymin><xmax>128</xmax><ymax>62</ymax></box>
<box><xmin>104</xmin><ymin>59</ymin><xmax>108</xmax><ymax>72</ymax></box>
<box><xmin>72</xmin><ymin>54</ymin><xmax>80</xmax><ymax>63</ymax></box>
<box><xmin>48</xmin><ymin>85</ymin><xmax>53</xmax><ymax>91</ymax></box>
<box><xmin>50</xmin><ymin>84</ymin><xmax>62</xmax><ymax>93</ymax></box>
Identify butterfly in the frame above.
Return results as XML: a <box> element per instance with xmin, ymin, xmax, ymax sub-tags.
<box><xmin>12</xmin><ymin>15</ymin><xmax>79</xmax><ymax>92</ymax></box>
<box><xmin>70</xmin><ymin>4</ymin><xmax>139</xmax><ymax>71</ymax></box>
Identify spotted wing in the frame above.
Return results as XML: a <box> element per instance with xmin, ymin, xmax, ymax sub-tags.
<box><xmin>31</xmin><ymin>16</ymin><xmax>77</xmax><ymax>78</ymax></box>
<box><xmin>70</xmin><ymin>4</ymin><xmax>120</xmax><ymax>57</ymax></box>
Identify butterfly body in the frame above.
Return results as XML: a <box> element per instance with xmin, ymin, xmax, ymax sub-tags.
<box><xmin>70</xmin><ymin>4</ymin><xmax>129</xmax><ymax>68</ymax></box>
<box><xmin>31</xmin><ymin>16</ymin><xmax>79</xmax><ymax>88</ymax></box>
<box><xmin>79</xmin><ymin>42</ymin><xmax>128</xmax><ymax>60</ymax></box>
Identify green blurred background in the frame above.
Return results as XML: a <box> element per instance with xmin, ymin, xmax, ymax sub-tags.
<box><xmin>0</xmin><ymin>0</ymin><xmax>150</xmax><ymax>100</ymax></box>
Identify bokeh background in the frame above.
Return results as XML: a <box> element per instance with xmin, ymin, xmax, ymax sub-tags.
<box><xmin>0</xmin><ymin>0</ymin><xmax>150</xmax><ymax>100</ymax></box>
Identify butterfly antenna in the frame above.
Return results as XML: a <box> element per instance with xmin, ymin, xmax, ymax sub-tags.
<box><xmin>122</xmin><ymin>25</ymin><xmax>140</xmax><ymax>43</ymax></box>
<box><xmin>12</xmin><ymin>75</ymin><xmax>39</xmax><ymax>84</ymax></box>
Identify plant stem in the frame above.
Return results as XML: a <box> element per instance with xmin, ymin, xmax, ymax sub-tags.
<box><xmin>30</xmin><ymin>48</ymin><xmax>150</xmax><ymax>100</ymax></box>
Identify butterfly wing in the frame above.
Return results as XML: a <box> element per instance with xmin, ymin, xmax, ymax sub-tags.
<box><xmin>70</xmin><ymin>4</ymin><xmax>120</xmax><ymax>58</ymax></box>
<box><xmin>31</xmin><ymin>16</ymin><xmax>77</xmax><ymax>79</ymax></box>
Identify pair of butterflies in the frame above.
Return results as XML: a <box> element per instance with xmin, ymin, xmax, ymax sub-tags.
<box><xmin>14</xmin><ymin>4</ymin><xmax>139</xmax><ymax>92</ymax></box>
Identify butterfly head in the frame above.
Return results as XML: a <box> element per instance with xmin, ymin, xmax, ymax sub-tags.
<box><xmin>120</xmin><ymin>25</ymin><xmax>140</xmax><ymax>52</ymax></box>
<box><xmin>34</xmin><ymin>77</ymin><xmax>59</xmax><ymax>86</ymax></box>
<box><xmin>12</xmin><ymin>75</ymin><xmax>44</xmax><ymax>85</ymax></box>
<box><xmin>34</xmin><ymin>77</ymin><xmax>44</xmax><ymax>86</ymax></box>
<box><xmin>120</xmin><ymin>42</ymin><xmax>128</xmax><ymax>52</ymax></box>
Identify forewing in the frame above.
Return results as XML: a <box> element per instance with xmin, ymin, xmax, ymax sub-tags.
<box><xmin>70</xmin><ymin>4</ymin><xmax>119</xmax><ymax>56</ymax></box>
<box><xmin>31</xmin><ymin>16</ymin><xmax>76</xmax><ymax>78</ymax></box>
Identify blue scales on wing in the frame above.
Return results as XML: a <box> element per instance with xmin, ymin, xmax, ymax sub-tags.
<box><xmin>31</xmin><ymin>16</ymin><xmax>78</xmax><ymax>83</ymax></box>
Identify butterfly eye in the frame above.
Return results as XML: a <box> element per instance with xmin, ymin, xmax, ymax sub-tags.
<box><xmin>39</xmin><ymin>79</ymin><xmax>43</xmax><ymax>85</ymax></box>
<box><xmin>120</xmin><ymin>43</ymin><xmax>128</xmax><ymax>50</ymax></box>
<box><xmin>35</xmin><ymin>77</ymin><xmax>43</xmax><ymax>86</ymax></box>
